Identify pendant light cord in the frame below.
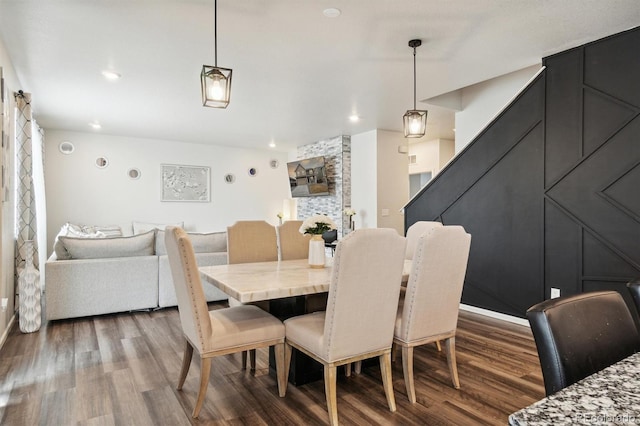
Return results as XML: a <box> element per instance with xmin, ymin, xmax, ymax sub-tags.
<box><xmin>413</xmin><ymin>46</ymin><xmax>417</xmax><ymax>110</ymax></box>
<box><xmin>214</xmin><ymin>0</ymin><xmax>218</xmax><ymax>66</ymax></box>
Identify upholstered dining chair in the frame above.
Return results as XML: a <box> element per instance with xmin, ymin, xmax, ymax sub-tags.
<box><xmin>226</xmin><ymin>220</ymin><xmax>279</xmax><ymax>369</ymax></box>
<box><xmin>351</xmin><ymin>220</ymin><xmax>446</xmax><ymax>377</ymax></box>
<box><xmin>277</xmin><ymin>220</ymin><xmax>327</xmax><ymax>313</ymax></box>
<box><xmin>276</xmin><ymin>220</ymin><xmax>310</xmax><ymax>261</ymax></box>
<box><xmin>404</xmin><ymin>220</ymin><xmax>442</xmax><ymax>261</ymax></box>
<box><xmin>627</xmin><ymin>279</ymin><xmax>640</xmax><ymax>317</ymax></box>
<box><xmin>164</xmin><ymin>226</ymin><xmax>287</xmax><ymax>418</ymax></box>
<box><xmin>527</xmin><ymin>290</ymin><xmax>640</xmax><ymax>396</ymax></box>
<box><xmin>227</xmin><ymin>220</ymin><xmax>278</xmax><ymax>264</ymax></box>
<box><xmin>393</xmin><ymin>225</ymin><xmax>471</xmax><ymax>403</ymax></box>
<box><xmin>282</xmin><ymin>228</ymin><xmax>407</xmax><ymax>426</ymax></box>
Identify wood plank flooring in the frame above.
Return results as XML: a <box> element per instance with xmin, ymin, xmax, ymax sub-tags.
<box><xmin>0</xmin><ymin>304</ymin><xmax>544</xmax><ymax>425</ymax></box>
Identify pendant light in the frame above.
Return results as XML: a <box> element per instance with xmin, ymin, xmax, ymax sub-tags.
<box><xmin>403</xmin><ymin>39</ymin><xmax>427</xmax><ymax>138</ymax></box>
<box><xmin>201</xmin><ymin>0</ymin><xmax>232</xmax><ymax>108</ymax></box>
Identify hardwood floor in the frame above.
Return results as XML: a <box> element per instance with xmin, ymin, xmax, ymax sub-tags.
<box><xmin>0</xmin><ymin>304</ymin><xmax>544</xmax><ymax>425</ymax></box>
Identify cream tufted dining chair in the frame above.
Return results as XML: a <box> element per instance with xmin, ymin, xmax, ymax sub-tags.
<box><xmin>402</xmin><ymin>220</ymin><xmax>445</xmax><ymax>353</ymax></box>
<box><xmin>276</xmin><ymin>220</ymin><xmax>310</xmax><ymax>261</ymax></box>
<box><xmin>350</xmin><ymin>220</ymin><xmax>446</xmax><ymax>377</ymax></box>
<box><xmin>277</xmin><ymin>220</ymin><xmax>327</xmax><ymax>313</ymax></box>
<box><xmin>282</xmin><ymin>228</ymin><xmax>407</xmax><ymax>426</ymax></box>
<box><xmin>404</xmin><ymin>220</ymin><xmax>443</xmax><ymax>260</ymax></box>
<box><xmin>394</xmin><ymin>225</ymin><xmax>471</xmax><ymax>403</ymax></box>
<box><xmin>165</xmin><ymin>226</ymin><xmax>286</xmax><ymax>418</ymax></box>
<box><xmin>227</xmin><ymin>220</ymin><xmax>279</xmax><ymax>369</ymax></box>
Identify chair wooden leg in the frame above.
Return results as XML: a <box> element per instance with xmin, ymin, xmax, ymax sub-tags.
<box><xmin>249</xmin><ymin>349</ymin><xmax>256</xmax><ymax>371</ymax></box>
<box><xmin>445</xmin><ymin>337</ymin><xmax>460</xmax><ymax>389</ymax></box>
<box><xmin>354</xmin><ymin>360</ymin><xmax>361</xmax><ymax>374</ymax></box>
<box><xmin>274</xmin><ymin>343</ymin><xmax>287</xmax><ymax>397</ymax></box>
<box><xmin>401</xmin><ymin>345</ymin><xmax>416</xmax><ymax>403</ymax></box>
<box><xmin>242</xmin><ymin>350</ymin><xmax>248</xmax><ymax>370</ymax></box>
<box><xmin>284</xmin><ymin>343</ymin><xmax>293</xmax><ymax>385</ymax></box>
<box><xmin>324</xmin><ymin>365</ymin><xmax>339</xmax><ymax>426</ymax></box>
<box><xmin>435</xmin><ymin>340</ymin><xmax>442</xmax><ymax>352</ymax></box>
<box><xmin>379</xmin><ymin>351</ymin><xmax>396</xmax><ymax>412</ymax></box>
<box><xmin>177</xmin><ymin>340</ymin><xmax>194</xmax><ymax>390</ymax></box>
<box><xmin>192</xmin><ymin>357</ymin><xmax>211</xmax><ymax>418</ymax></box>
<box><xmin>345</xmin><ymin>363</ymin><xmax>352</xmax><ymax>377</ymax></box>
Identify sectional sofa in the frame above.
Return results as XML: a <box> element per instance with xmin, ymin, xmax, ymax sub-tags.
<box><xmin>45</xmin><ymin>226</ymin><xmax>229</xmax><ymax>320</ymax></box>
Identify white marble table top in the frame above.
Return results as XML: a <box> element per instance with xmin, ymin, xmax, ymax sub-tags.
<box><xmin>199</xmin><ymin>258</ymin><xmax>411</xmax><ymax>303</ymax></box>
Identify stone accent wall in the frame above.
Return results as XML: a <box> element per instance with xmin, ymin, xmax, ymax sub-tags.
<box><xmin>296</xmin><ymin>135</ymin><xmax>351</xmax><ymax>236</ymax></box>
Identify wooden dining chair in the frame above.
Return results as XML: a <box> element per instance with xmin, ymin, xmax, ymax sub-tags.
<box><xmin>394</xmin><ymin>225</ymin><xmax>471</xmax><ymax>403</ymax></box>
<box><xmin>164</xmin><ymin>226</ymin><xmax>286</xmax><ymax>418</ymax></box>
<box><xmin>282</xmin><ymin>228</ymin><xmax>407</xmax><ymax>426</ymax></box>
<box><xmin>226</xmin><ymin>220</ymin><xmax>279</xmax><ymax>369</ymax></box>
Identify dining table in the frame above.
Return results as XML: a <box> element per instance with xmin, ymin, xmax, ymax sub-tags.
<box><xmin>508</xmin><ymin>351</ymin><xmax>640</xmax><ymax>425</ymax></box>
<box><xmin>199</xmin><ymin>258</ymin><xmax>411</xmax><ymax>385</ymax></box>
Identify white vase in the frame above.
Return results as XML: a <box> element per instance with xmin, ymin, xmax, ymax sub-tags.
<box><xmin>18</xmin><ymin>240</ymin><xmax>41</xmax><ymax>333</ymax></box>
<box><xmin>308</xmin><ymin>234</ymin><xmax>326</xmax><ymax>269</ymax></box>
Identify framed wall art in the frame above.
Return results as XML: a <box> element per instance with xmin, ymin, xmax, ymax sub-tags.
<box><xmin>161</xmin><ymin>164</ymin><xmax>210</xmax><ymax>202</ymax></box>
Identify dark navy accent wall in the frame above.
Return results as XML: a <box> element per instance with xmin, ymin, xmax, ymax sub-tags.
<box><xmin>405</xmin><ymin>27</ymin><xmax>640</xmax><ymax>318</ymax></box>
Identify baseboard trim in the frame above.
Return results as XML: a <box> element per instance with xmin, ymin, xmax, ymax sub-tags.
<box><xmin>0</xmin><ymin>311</ymin><xmax>17</xmax><ymax>351</ymax></box>
<box><xmin>460</xmin><ymin>304</ymin><xmax>529</xmax><ymax>327</ymax></box>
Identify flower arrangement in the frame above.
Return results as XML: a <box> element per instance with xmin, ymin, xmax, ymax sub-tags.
<box><xmin>343</xmin><ymin>208</ymin><xmax>356</xmax><ymax>217</ymax></box>
<box><xmin>299</xmin><ymin>214</ymin><xmax>337</xmax><ymax>235</ymax></box>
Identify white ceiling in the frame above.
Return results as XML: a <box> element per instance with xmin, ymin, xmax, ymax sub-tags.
<box><xmin>0</xmin><ymin>1</ymin><xmax>639</xmax><ymax>152</ymax></box>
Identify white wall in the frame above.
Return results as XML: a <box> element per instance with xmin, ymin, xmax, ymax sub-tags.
<box><xmin>0</xmin><ymin>38</ymin><xmax>20</xmax><ymax>345</ymax></box>
<box><xmin>351</xmin><ymin>130</ymin><xmax>377</xmax><ymax>229</ymax></box>
<box><xmin>408</xmin><ymin>138</ymin><xmax>455</xmax><ymax>176</ymax></box>
<box><xmin>351</xmin><ymin>129</ymin><xmax>408</xmax><ymax>235</ymax></box>
<box><xmin>45</xmin><ymin>130</ymin><xmax>290</xmax><ymax>255</ymax></box>
<box><xmin>376</xmin><ymin>130</ymin><xmax>408</xmax><ymax>234</ymax></box>
<box><xmin>455</xmin><ymin>65</ymin><xmax>541</xmax><ymax>153</ymax></box>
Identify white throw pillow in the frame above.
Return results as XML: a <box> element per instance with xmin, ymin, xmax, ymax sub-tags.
<box><xmin>53</xmin><ymin>222</ymin><xmax>107</xmax><ymax>260</ymax></box>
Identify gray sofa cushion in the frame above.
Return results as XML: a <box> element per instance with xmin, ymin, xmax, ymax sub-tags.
<box><xmin>59</xmin><ymin>230</ymin><xmax>155</xmax><ymax>259</ymax></box>
<box><xmin>155</xmin><ymin>230</ymin><xmax>226</xmax><ymax>255</ymax></box>
<box><xmin>133</xmin><ymin>221</ymin><xmax>184</xmax><ymax>235</ymax></box>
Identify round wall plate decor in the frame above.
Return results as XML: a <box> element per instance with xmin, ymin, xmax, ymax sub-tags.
<box><xmin>248</xmin><ymin>167</ymin><xmax>258</xmax><ymax>177</ymax></box>
<box><xmin>95</xmin><ymin>157</ymin><xmax>109</xmax><ymax>169</ymax></box>
<box><xmin>128</xmin><ymin>168</ymin><xmax>141</xmax><ymax>179</ymax></box>
<box><xmin>224</xmin><ymin>173</ymin><xmax>235</xmax><ymax>183</ymax></box>
<box><xmin>59</xmin><ymin>141</ymin><xmax>75</xmax><ymax>155</ymax></box>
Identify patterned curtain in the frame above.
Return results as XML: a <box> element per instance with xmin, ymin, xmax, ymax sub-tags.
<box><xmin>14</xmin><ymin>91</ymin><xmax>39</xmax><ymax>276</ymax></box>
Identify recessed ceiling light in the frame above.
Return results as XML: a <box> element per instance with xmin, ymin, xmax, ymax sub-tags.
<box><xmin>349</xmin><ymin>114</ymin><xmax>360</xmax><ymax>122</ymax></box>
<box><xmin>323</xmin><ymin>8</ymin><xmax>341</xmax><ymax>18</ymax></box>
<box><xmin>269</xmin><ymin>141</ymin><xmax>276</xmax><ymax>148</ymax></box>
<box><xmin>89</xmin><ymin>122</ymin><xmax>102</xmax><ymax>130</ymax></box>
<box><xmin>101</xmin><ymin>70</ymin><xmax>121</xmax><ymax>80</ymax></box>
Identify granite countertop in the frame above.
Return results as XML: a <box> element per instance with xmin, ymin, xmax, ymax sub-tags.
<box><xmin>509</xmin><ymin>352</ymin><xmax>640</xmax><ymax>426</ymax></box>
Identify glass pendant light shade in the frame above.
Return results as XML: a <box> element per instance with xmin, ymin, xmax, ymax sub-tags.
<box><xmin>201</xmin><ymin>0</ymin><xmax>232</xmax><ymax>108</ymax></box>
<box><xmin>403</xmin><ymin>109</ymin><xmax>427</xmax><ymax>138</ymax></box>
<box><xmin>201</xmin><ymin>65</ymin><xmax>232</xmax><ymax>108</ymax></box>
